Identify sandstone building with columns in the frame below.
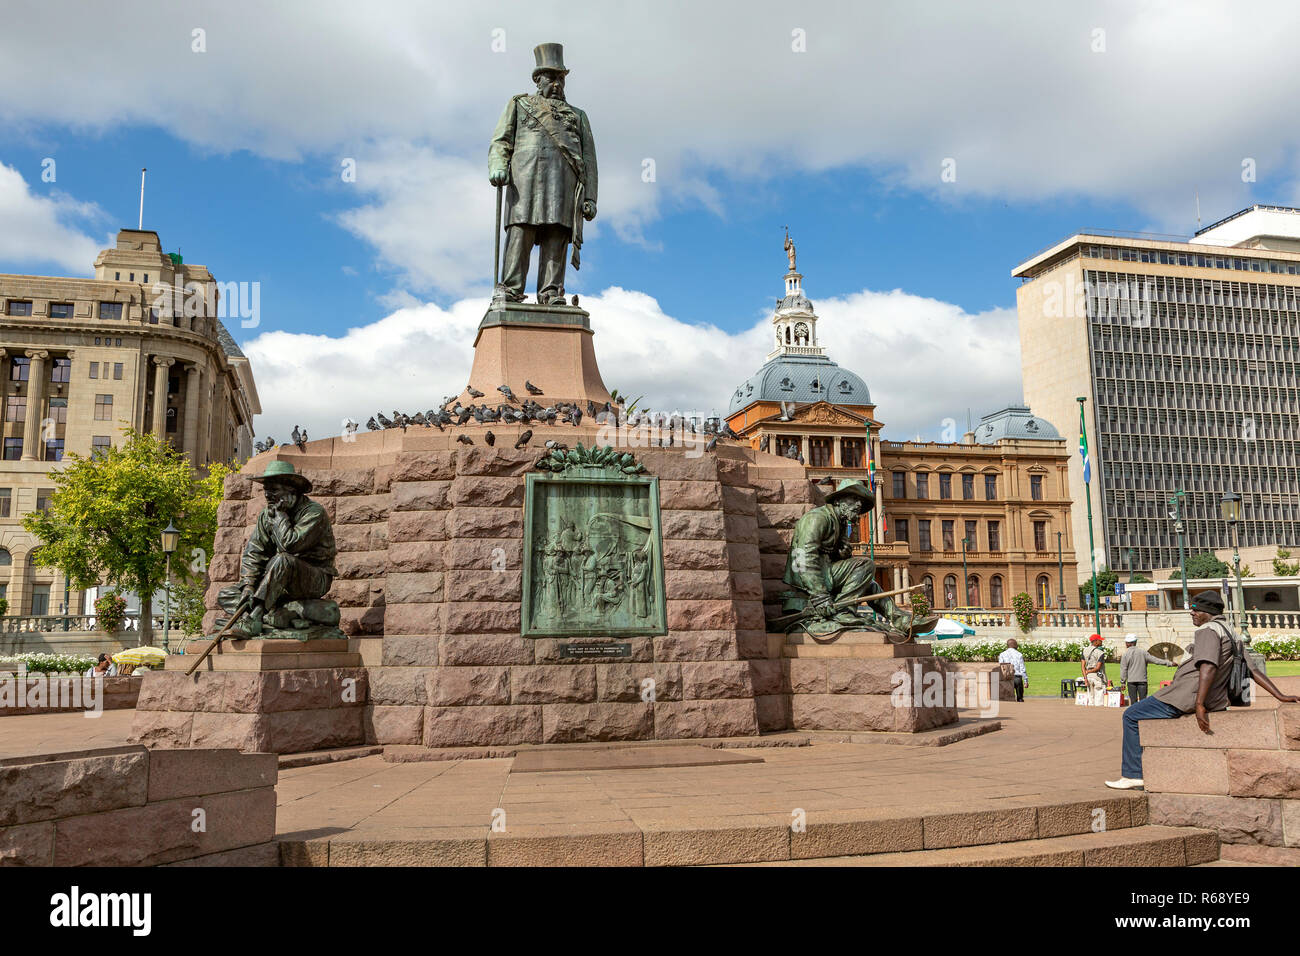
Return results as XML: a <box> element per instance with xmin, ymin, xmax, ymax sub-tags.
<box><xmin>0</xmin><ymin>228</ymin><xmax>260</xmax><ymax>616</ymax></box>
<box><xmin>726</xmin><ymin>249</ymin><xmax>1079</xmax><ymax>609</ymax></box>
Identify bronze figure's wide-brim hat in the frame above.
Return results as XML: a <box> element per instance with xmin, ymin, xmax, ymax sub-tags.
<box><xmin>532</xmin><ymin>42</ymin><xmax>569</xmax><ymax>80</ymax></box>
<box><xmin>248</xmin><ymin>460</ymin><xmax>312</xmax><ymax>494</ymax></box>
<box><xmin>825</xmin><ymin>478</ymin><xmax>875</xmax><ymax>510</ymax></box>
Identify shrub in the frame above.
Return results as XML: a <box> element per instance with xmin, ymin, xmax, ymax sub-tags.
<box><xmin>1012</xmin><ymin>592</ymin><xmax>1035</xmax><ymax>633</ymax></box>
<box><xmin>929</xmin><ymin>639</ymin><xmax>1116</xmax><ymax>663</ymax></box>
<box><xmin>9</xmin><ymin>652</ymin><xmax>98</xmax><ymax>674</ymax></box>
<box><xmin>93</xmin><ymin>592</ymin><xmax>128</xmax><ymax>633</ymax></box>
<box><xmin>0</xmin><ymin>597</ymin><xmax>7</xmax><ymax>616</ymax></box>
<box><xmin>910</xmin><ymin>591</ymin><xmax>931</xmax><ymax>619</ymax></box>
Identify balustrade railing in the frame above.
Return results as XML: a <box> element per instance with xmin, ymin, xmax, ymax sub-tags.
<box><xmin>0</xmin><ymin>614</ymin><xmax>184</xmax><ymax>635</ymax></box>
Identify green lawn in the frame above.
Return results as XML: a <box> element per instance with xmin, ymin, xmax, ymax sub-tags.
<box><xmin>1024</xmin><ymin>660</ymin><xmax>1300</xmax><ymax>697</ymax></box>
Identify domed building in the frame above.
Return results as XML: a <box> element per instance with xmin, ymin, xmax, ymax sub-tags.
<box><xmin>726</xmin><ymin>239</ymin><xmax>1079</xmax><ymax>610</ymax></box>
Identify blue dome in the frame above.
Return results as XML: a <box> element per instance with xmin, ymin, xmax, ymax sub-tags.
<box><xmin>728</xmin><ymin>354</ymin><xmax>871</xmax><ymax>414</ymax></box>
<box><xmin>973</xmin><ymin>405</ymin><xmax>1061</xmax><ymax>443</ymax></box>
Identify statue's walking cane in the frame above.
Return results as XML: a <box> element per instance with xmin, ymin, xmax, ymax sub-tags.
<box><xmin>493</xmin><ymin>184</ymin><xmax>503</xmax><ymax>289</ymax></box>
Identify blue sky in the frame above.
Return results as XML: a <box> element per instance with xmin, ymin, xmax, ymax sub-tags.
<box><xmin>2</xmin><ymin>1</ymin><xmax>1297</xmax><ymax>440</ymax></box>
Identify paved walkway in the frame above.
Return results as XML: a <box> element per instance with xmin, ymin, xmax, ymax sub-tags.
<box><xmin>273</xmin><ymin>700</ymin><xmax>1130</xmax><ymax>846</ymax></box>
<box><xmin>0</xmin><ymin>699</ymin><xmax>1137</xmax><ymax>846</ymax></box>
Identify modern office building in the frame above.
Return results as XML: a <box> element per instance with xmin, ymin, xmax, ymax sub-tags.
<box><xmin>1014</xmin><ymin>204</ymin><xmax>1300</xmax><ymax>584</ymax></box>
<box><xmin>728</xmin><ymin>245</ymin><xmax>1079</xmax><ymax>607</ymax></box>
<box><xmin>0</xmin><ymin>228</ymin><xmax>261</xmax><ymax>616</ymax></box>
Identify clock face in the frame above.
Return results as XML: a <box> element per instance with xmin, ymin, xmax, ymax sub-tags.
<box><xmin>794</xmin><ymin>322</ymin><xmax>809</xmax><ymax>342</ymax></box>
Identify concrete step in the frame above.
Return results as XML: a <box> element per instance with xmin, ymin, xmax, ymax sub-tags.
<box><xmin>730</xmin><ymin>826</ymin><xmax>1219</xmax><ymax>867</ymax></box>
<box><xmin>280</xmin><ymin>791</ymin><xmax>1166</xmax><ymax>867</ymax></box>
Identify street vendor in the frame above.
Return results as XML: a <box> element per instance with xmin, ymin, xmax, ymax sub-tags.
<box><xmin>216</xmin><ymin>461</ymin><xmax>337</xmax><ymax>638</ymax></box>
<box><xmin>782</xmin><ymin>479</ymin><xmax>930</xmax><ymax>636</ymax></box>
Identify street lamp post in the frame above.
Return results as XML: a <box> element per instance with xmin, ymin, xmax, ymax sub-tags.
<box><xmin>961</xmin><ymin>535</ymin><xmax>971</xmax><ymax>608</ymax></box>
<box><xmin>160</xmin><ymin>522</ymin><xmax>180</xmax><ymax>653</ymax></box>
<box><xmin>1169</xmin><ymin>490</ymin><xmax>1188</xmax><ymax>612</ymax></box>
<box><xmin>1057</xmin><ymin>531</ymin><xmax>1065</xmax><ymax>610</ymax></box>
<box><xmin>1219</xmin><ymin>492</ymin><xmax>1248</xmax><ymax>641</ymax></box>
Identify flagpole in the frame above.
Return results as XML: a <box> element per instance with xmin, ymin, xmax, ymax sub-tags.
<box><xmin>1078</xmin><ymin>396</ymin><xmax>1102</xmax><ymax>635</ymax></box>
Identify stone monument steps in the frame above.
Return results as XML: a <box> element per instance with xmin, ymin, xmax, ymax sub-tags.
<box><xmin>278</xmin><ymin>791</ymin><xmax>1203</xmax><ymax>867</ymax></box>
<box><xmin>731</xmin><ymin>826</ymin><xmax>1220</xmax><ymax>867</ymax></box>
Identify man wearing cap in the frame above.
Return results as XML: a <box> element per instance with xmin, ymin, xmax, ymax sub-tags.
<box><xmin>1081</xmin><ymin>634</ymin><xmax>1108</xmax><ymax>705</ymax></box>
<box><xmin>1106</xmin><ymin>590</ymin><xmax>1300</xmax><ymax>790</ymax></box>
<box><xmin>216</xmin><ymin>462</ymin><xmax>337</xmax><ymax>638</ymax></box>
<box><xmin>489</xmin><ymin>42</ymin><xmax>598</xmax><ymax>305</ymax></box>
<box><xmin>783</xmin><ymin>479</ymin><xmax>931</xmax><ymax>636</ymax></box>
<box><xmin>1118</xmin><ymin>633</ymin><xmax>1174</xmax><ymax>702</ymax></box>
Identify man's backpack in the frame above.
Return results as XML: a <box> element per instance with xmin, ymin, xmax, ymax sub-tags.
<box><xmin>1207</xmin><ymin>619</ymin><xmax>1252</xmax><ymax>707</ymax></box>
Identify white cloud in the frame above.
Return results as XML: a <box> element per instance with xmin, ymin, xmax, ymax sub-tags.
<box><xmin>0</xmin><ymin>164</ymin><xmax>105</xmax><ymax>274</ymax></box>
<box><xmin>241</xmin><ymin>285</ymin><xmax>1020</xmax><ymax>444</ymax></box>
<box><xmin>4</xmin><ymin>2</ymin><xmax>1300</xmax><ymax>293</ymax></box>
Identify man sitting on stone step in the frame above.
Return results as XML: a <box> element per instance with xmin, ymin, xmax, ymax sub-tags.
<box><xmin>216</xmin><ymin>461</ymin><xmax>340</xmax><ymax>639</ymax></box>
<box><xmin>1105</xmin><ymin>590</ymin><xmax>1299</xmax><ymax>791</ymax></box>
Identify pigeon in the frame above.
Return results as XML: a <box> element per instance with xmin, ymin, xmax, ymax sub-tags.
<box><xmin>253</xmin><ymin>440</ymin><xmax>264</xmax><ymax>454</ymax></box>
<box><xmin>265</xmin><ymin>436</ymin><xmax>277</xmax><ymax>448</ymax></box>
<box><xmin>467</xmin><ymin>386</ymin><xmax>485</xmax><ymax>398</ymax></box>
<box><xmin>514</xmin><ymin>429</ymin><xmax>533</xmax><ymax>449</ymax></box>
<box><xmin>456</xmin><ymin>435</ymin><xmax>474</xmax><ymax>445</ymax></box>
<box><xmin>456</xmin><ymin>406</ymin><xmax>474</xmax><ymax>426</ymax></box>
<box><xmin>294</xmin><ymin>427</ymin><xmax>308</xmax><ymax>452</ymax></box>
<box><xmin>343</xmin><ymin>418</ymin><xmax>357</xmax><ymax>435</ymax></box>
<box><xmin>818</xmin><ymin>476</ymin><xmax>836</xmax><ymax>486</ymax></box>
<box><xmin>525</xmin><ymin>380</ymin><xmax>543</xmax><ymax>395</ymax></box>
<box><xmin>498</xmin><ymin>384</ymin><xmax>518</xmax><ymax>403</ymax></box>
<box><xmin>722</xmin><ymin>423</ymin><xmax>740</xmax><ymax>440</ymax></box>
<box><xmin>485</xmin><ymin>431</ymin><xmax>495</xmax><ymax>447</ymax></box>
<box><xmin>587</xmin><ymin>400</ymin><xmax>596</xmax><ymax>418</ymax></box>
<box><xmin>705</xmin><ymin>435</ymin><xmax>718</xmax><ymax>453</ymax></box>
<box><xmin>366</xmin><ymin>416</ymin><xmax>380</xmax><ymax>431</ymax></box>
<box><xmin>376</xmin><ymin>412</ymin><xmax>393</xmax><ymax>429</ymax></box>
<box><xmin>572</xmin><ymin>408</ymin><xmax>583</xmax><ymax>427</ymax></box>
<box><xmin>779</xmin><ymin>401</ymin><xmax>795</xmax><ymax>422</ymax></box>
<box><xmin>411</xmin><ymin>412</ymin><xmax>428</xmax><ymax>427</ymax></box>
<box><xmin>759</xmin><ymin>435</ymin><xmax>770</xmax><ymax>452</ymax></box>
<box><xmin>291</xmin><ymin>425</ymin><xmax>302</xmax><ymax>445</ymax></box>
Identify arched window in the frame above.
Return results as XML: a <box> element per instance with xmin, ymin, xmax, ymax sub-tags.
<box><xmin>943</xmin><ymin>574</ymin><xmax>957</xmax><ymax>609</ymax></box>
<box><xmin>990</xmin><ymin>575</ymin><xmax>1004</xmax><ymax>608</ymax></box>
<box><xmin>967</xmin><ymin>575</ymin><xmax>980</xmax><ymax>607</ymax></box>
<box><xmin>1037</xmin><ymin>575</ymin><xmax>1052</xmax><ymax>609</ymax></box>
<box><xmin>0</xmin><ymin>549</ymin><xmax>10</xmax><ymax>567</ymax></box>
<box><xmin>922</xmin><ymin>575</ymin><xmax>934</xmax><ymax>607</ymax></box>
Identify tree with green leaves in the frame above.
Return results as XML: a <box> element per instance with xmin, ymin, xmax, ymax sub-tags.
<box><xmin>1078</xmin><ymin>568</ymin><xmax>1119</xmax><ymax>605</ymax></box>
<box><xmin>1273</xmin><ymin>548</ymin><xmax>1300</xmax><ymax>576</ymax></box>
<box><xmin>1129</xmin><ymin>572</ymin><xmax>1151</xmax><ymax>584</ymax></box>
<box><xmin>22</xmin><ymin>429</ymin><xmax>230</xmax><ymax>645</ymax></box>
<box><xmin>1168</xmin><ymin>552</ymin><xmax>1231</xmax><ymax>581</ymax></box>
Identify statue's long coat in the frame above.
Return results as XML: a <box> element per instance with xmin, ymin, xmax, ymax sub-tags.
<box><xmin>489</xmin><ymin>93</ymin><xmax>598</xmax><ymax>234</ymax></box>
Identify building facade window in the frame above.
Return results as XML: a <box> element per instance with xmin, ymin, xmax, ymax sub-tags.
<box><xmin>984</xmin><ymin>474</ymin><xmax>997</xmax><ymax>500</ymax></box>
<box><xmin>35</xmin><ymin>488</ymin><xmax>53</xmax><ymax>512</ymax></box>
<box><xmin>967</xmin><ymin>575</ymin><xmax>980</xmax><ymax>607</ymax></box>
<box><xmin>916</xmin><ymin>473</ymin><xmax>929</xmax><ymax>499</ymax></box>
<box><xmin>841</xmin><ymin>438</ymin><xmax>864</xmax><ymax>468</ymax></box>
<box><xmin>5</xmin><ymin>396</ymin><xmax>25</xmax><ymax>422</ymax></box>
<box><xmin>30</xmin><ymin>584</ymin><xmax>50</xmax><ymax>616</ymax></box>
<box><xmin>894</xmin><ymin>519</ymin><xmax>909</xmax><ymax>543</ymax></box>
<box><xmin>48</xmin><ymin>397</ymin><xmax>67</xmax><ymax>424</ymax></box>
<box><xmin>9</xmin><ymin>357</ymin><xmax>29</xmax><ymax>381</ymax></box>
<box><xmin>6</xmin><ymin>300</ymin><xmax>32</xmax><ymax>316</ymax></box>
<box><xmin>94</xmin><ymin>394</ymin><xmax>113</xmax><ymax>421</ymax></box>
<box><xmin>89</xmin><ymin>362</ymin><xmax>99</xmax><ymax>379</ymax></box>
<box><xmin>918</xmin><ymin>520</ymin><xmax>932</xmax><ymax>551</ymax></box>
<box><xmin>922</xmin><ymin>575</ymin><xmax>934</xmax><ymax>607</ymax></box>
<box><xmin>988</xmin><ymin>520</ymin><xmax>1000</xmax><ymax>551</ymax></box>
<box><xmin>1034</xmin><ymin>520</ymin><xmax>1047</xmax><ymax>551</ymax></box>
<box><xmin>809</xmin><ymin>437</ymin><xmax>833</xmax><ymax>468</ymax></box>
<box><xmin>50</xmin><ymin>358</ymin><xmax>71</xmax><ymax>383</ymax></box>
<box><xmin>943</xmin><ymin>574</ymin><xmax>957</xmax><ymax>609</ymax></box>
<box><xmin>964</xmin><ymin>520</ymin><xmax>977</xmax><ymax>549</ymax></box>
<box><xmin>962</xmin><ymin>473</ymin><xmax>974</xmax><ymax>500</ymax></box>
<box><xmin>1037</xmin><ymin>575</ymin><xmax>1052</xmax><ymax>609</ymax></box>
<box><xmin>44</xmin><ymin>439</ymin><xmax>63</xmax><ymax>462</ymax></box>
<box><xmin>2</xmin><ymin>439</ymin><xmax>21</xmax><ymax>460</ymax></box>
<box><xmin>942</xmin><ymin>520</ymin><xmax>954</xmax><ymax>551</ymax></box>
<box><xmin>0</xmin><ymin>546</ymin><xmax>9</xmax><ymax>564</ymax></box>
<box><xmin>1031</xmin><ymin>474</ymin><xmax>1043</xmax><ymax>500</ymax></box>
<box><xmin>98</xmin><ymin>302</ymin><xmax>123</xmax><ymax>320</ymax></box>
<box><xmin>113</xmin><ymin>363</ymin><xmax>123</xmax><ymax>380</ymax></box>
<box><xmin>0</xmin><ymin>489</ymin><xmax>10</xmax><ymax>517</ymax></box>
<box><xmin>892</xmin><ymin>472</ymin><xmax>906</xmax><ymax>499</ymax></box>
<box><xmin>91</xmin><ymin>436</ymin><xmax>112</xmax><ymax>457</ymax></box>
<box><xmin>990</xmin><ymin>575</ymin><xmax>1004</xmax><ymax>608</ymax></box>
<box><xmin>49</xmin><ymin>302</ymin><xmax>73</xmax><ymax>319</ymax></box>
<box><xmin>939</xmin><ymin>473</ymin><xmax>952</xmax><ymax>499</ymax></box>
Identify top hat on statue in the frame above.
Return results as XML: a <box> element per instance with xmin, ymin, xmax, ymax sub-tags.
<box><xmin>532</xmin><ymin>42</ymin><xmax>569</xmax><ymax>79</ymax></box>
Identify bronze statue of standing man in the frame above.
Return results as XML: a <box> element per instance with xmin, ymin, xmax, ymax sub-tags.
<box><xmin>489</xmin><ymin>43</ymin><xmax>598</xmax><ymax>305</ymax></box>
